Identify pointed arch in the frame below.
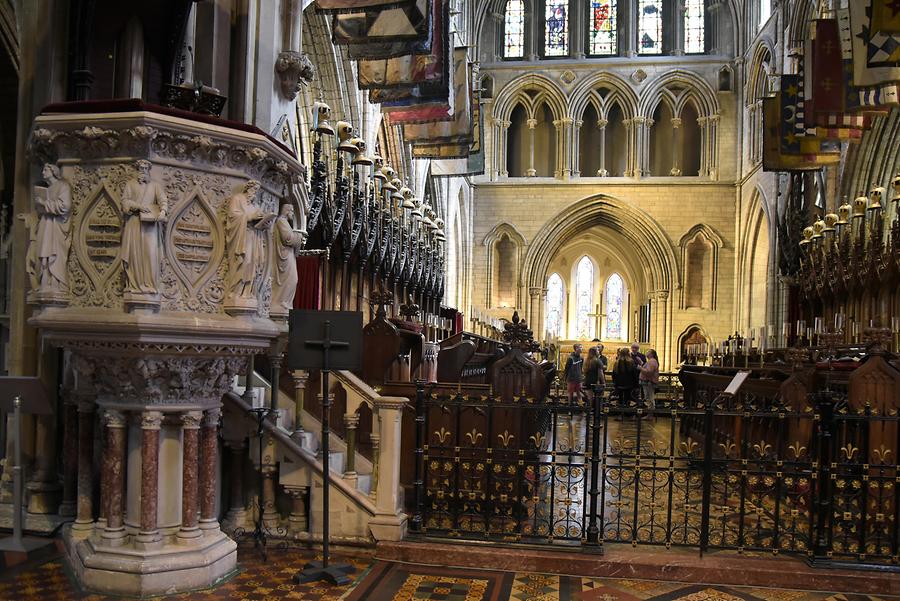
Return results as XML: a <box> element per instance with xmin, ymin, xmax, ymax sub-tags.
<box><xmin>679</xmin><ymin>224</ymin><xmax>725</xmax><ymax>310</ymax></box>
<box><xmin>492</xmin><ymin>73</ymin><xmax>569</xmax><ymax>123</ymax></box>
<box><xmin>484</xmin><ymin>223</ymin><xmax>527</xmax><ymax>309</ymax></box>
<box><xmin>604</xmin><ymin>272</ymin><xmax>626</xmax><ymax>340</ymax></box>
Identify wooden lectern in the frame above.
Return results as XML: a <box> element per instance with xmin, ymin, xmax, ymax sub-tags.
<box><xmin>0</xmin><ymin>377</ymin><xmax>55</xmax><ymax>554</ymax></box>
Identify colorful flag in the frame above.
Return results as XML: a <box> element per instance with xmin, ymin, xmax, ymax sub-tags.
<box><xmin>347</xmin><ymin>0</ymin><xmax>438</xmax><ymax>59</ymax></box>
<box><xmin>356</xmin><ymin>0</ymin><xmax>446</xmax><ymax>89</ymax></box>
<box><xmin>871</xmin><ymin>0</ymin><xmax>900</xmax><ymax>34</ymax></box>
<box><xmin>762</xmin><ymin>93</ymin><xmax>840</xmax><ymax>172</ymax></box>
<box><xmin>412</xmin><ymin>96</ymin><xmax>481</xmax><ymax>159</ymax></box>
<box><xmin>332</xmin><ymin>0</ymin><xmax>429</xmax><ymax>44</ymax></box>
<box><xmin>402</xmin><ymin>50</ymin><xmax>471</xmax><ymax>144</ymax></box>
<box><xmin>847</xmin><ymin>3</ymin><xmax>900</xmax><ymax>85</ymax></box>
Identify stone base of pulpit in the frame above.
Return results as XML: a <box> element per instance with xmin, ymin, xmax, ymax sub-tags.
<box><xmin>26</xmin><ymin>290</ymin><xmax>69</xmax><ymax>307</ymax></box>
<box><xmin>225</xmin><ymin>297</ymin><xmax>259</xmax><ymax>316</ymax></box>
<box><xmin>122</xmin><ymin>291</ymin><xmax>161</xmax><ymax>314</ymax></box>
<box><xmin>65</xmin><ymin>526</ymin><xmax>237</xmax><ymax>597</ymax></box>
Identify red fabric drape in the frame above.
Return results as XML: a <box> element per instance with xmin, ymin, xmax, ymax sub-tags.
<box><xmin>454</xmin><ymin>312</ymin><xmax>464</xmax><ymax>335</ymax></box>
<box><xmin>294</xmin><ymin>256</ymin><xmax>321</xmax><ymax>310</ymax></box>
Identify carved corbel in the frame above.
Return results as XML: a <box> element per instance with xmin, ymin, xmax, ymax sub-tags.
<box><xmin>275</xmin><ymin>51</ymin><xmax>315</xmax><ymax>101</ymax></box>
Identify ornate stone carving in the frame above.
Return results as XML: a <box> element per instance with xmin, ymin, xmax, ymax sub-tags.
<box><xmin>274</xmin><ymin>51</ymin><xmax>315</xmax><ymax>100</ymax></box>
<box><xmin>121</xmin><ymin>160</ymin><xmax>168</xmax><ymax>308</ymax></box>
<box><xmin>140</xmin><ymin>411</ymin><xmax>163</xmax><ymax>430</ymax></box>
<box><xmin>181</xmin><ymin>411</ymin><xmax>203</xmax><ymax>429</ymax></box>
<box><xmin>271</xmin><ymin>203</ymin><xmax>306</xmax><ymax>319</ymax></box>
<box><xmin>224</xmin><ymin>180</ymin><xmax>275</xmax><ymax>315</ymax></box>
<box><xmin>28</xmin><ymin>163</ymin><xmax>72</xmax><ymax>304</ymax></box>
<box><xmin>72</xmin><ymin>352</ymin><xmax>246</xmax><ymax>406</ymax></box>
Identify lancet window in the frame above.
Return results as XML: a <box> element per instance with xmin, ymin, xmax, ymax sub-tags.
<box><xmin>588</xmin><ymin>0</ymin><xmax>617</xmax><ymax>56</ymax></box>
<box><xmin>504</xmin><ymin>0</ymin><xmax>526</xmax><ymax>58</ymax></box>
<box><xmin>684</xmin><ymin>0</ymin><xmax>705</xmax><ymax>54</ymax></box>
<box><xmin>544</xmin><ymin>1</ymin><xmax>570</xmax><ymax>56</ymax></box>
<box><xmin>575</xmin><ymin>256</ymin><xmax>594</xmax><ymax>339</ymax></box>
<box><xmin>638</xmin><ymin>0</ymin><xmax>663</xmax><ymax>54</ymax></box>
<box><xmin>545</xmin><ymin>272</ymin><xmax>565</xmax><ymax>338</ymax></box>
<box><xmin>604</xmin><ymin>273</ymin><xmax>625</xmax><ymax>340</ymax></box>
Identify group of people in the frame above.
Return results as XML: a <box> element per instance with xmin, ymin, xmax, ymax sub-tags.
<box><xmin>563</xmin><ymin>341</ymin><xmax>660</xmax><ymax>409</ymax></box>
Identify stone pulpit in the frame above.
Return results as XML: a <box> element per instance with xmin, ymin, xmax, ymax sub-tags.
<box><xmin>26</xmin><ymin>105</ymin><xmax>306</xmax><ymax>596</ymax></box>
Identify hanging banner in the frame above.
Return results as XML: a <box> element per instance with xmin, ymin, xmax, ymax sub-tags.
<box><xmin>402</xmin><ymin>50</ymin><xmax>471</xmax><ymax>143</ymax></box>
<box><xmin>348</xmin><ymin>0</ymin><xmax>440</xmax><ymax>59</ymax></box>
<box><xmin>332</xmin><ymin>0</ymin><xmax>429</xmax><ymax>44</ymax></box>
<box><xmin>847</xmin><ymin>3</ymin><xmax>900</xmax><ymax>85</ymax></box>
<box><xmin>356</xmin><ymin>0</ymin><xmax>447</xmax><ymax>89</ymax></box>
<box><xmin>412</xmin><ymin>98</ymin><xmax>481</xmax><ymax>160</ymax></box>
<box><xmin>315</xmin><ymin>0</ymin><xmax>413</xmax><ymax>12</ymax></box>
<box><xmin>762</xmin><ymin>93</ymin><xmax>840</xmax><ymax>172</ymax></box>
<box><xmin>871</xmin><ymin>0</ymin><xmax>900</xmax><ymax>34</ymax></box>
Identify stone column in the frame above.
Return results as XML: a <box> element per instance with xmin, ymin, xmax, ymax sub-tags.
<box><xmin>657</xmin><ymin>291</ymin><xmax>670</xmax><ymax>369</ymax></box>
<box><xmin>673</xmin><ymin>0</ymin><xmax>685</xmax><ymax>55</ymax></box>
<box><xmin>222</xmin><ymin>440</ymin><xmax>248</xmax><ymax>531</ymax></box>
<box><xmin>58</xmin><ymin>395</ymin><xmax>78</xmax><ymax>517</ymax></box>
<box><xmin>291</xmin><ymin>370</ymin><xmax>308</xmax><ymax>439</ymax></box>
<box><xmin>101</xmin><ymin>409</ymin><xmax>128</xmax><ymax>546</ymax></box>
<box><xmin>706</xmin><ymin>114</ymin><xmax>720</xmax><ymax>180</ymax></box>
<box><xmin>572</xmin><ymin>119</ymin><xmax>584</xmax><ymax>176</ymax></box>
<box><xmin>178</xmin><ymin>411</ymin><xmax>203</xmax><ymax>542</ymax></box>
<box><xmin>528</xmin><ymin>287</ymin><xmax>542</xmax><ymax>338</ymax></box>
<box><xmin>285</xmin><ymin>485</ymin><xmax>309</xmax><ymax>536</ymax></box>
<box><xmin>526</xmin><ymin>118</ymin><xmax>537</xmax><ymax>177</ymax></box>
<box><xmin>597</xmin><ymin>118</ymin><xmax>609</xmax><ymax>176</ymax></box>
<box><xmin>554</xmin><ymin>117</ymin><xmax>574</xmax><ymax>178</ymax></box>
<box><xmin>368</xmin><ymin>429</ymin><xmax>380</xmax><ymax>501</ymax></box>
<box><xmin>697</xmin><ymin>116</ymin><xmax>709</xmax><ymax>173</ymax></box>
<box><xmin>367</xmin><ymin>396</ymin><xmax>409</xmax><ymax>541</ymax></box>
<box><xmin>260</xmin><ymin>464</ymin><xmax>279</xmax><ymax>529</ymax></box>
<box><xmin>494</xmin><ymin>118</ymin><xmax>511</xmax><ymax>178</ymax></box>
<box><xmin>269</xmin><ymin>349</ymin><xmax>283</xmax><ymax>411</ymax></box>
<box><xmin>623</xmin><ymin>118</ymin><xmax>635</xmax><ymax>177</ymax></box>
<box><xmin>136</xmin><ymin>410</ymin><xmax>163</xmax><ymax>548</ymax></box>
<box><xmin>71</xmin><ymin>399</ymin><xmax>95</xmax><ymax>537</ymax></box>
<box><xmin>199</xmin><ymin>408</ymin><xmax>221</xmax><ymax>533</ymax></box>
<box><xmin>670</xmin><ymin>117</ymin><xmax>683</xmax><ymax>176</ymax></box>
<box><xmin>624</xmin><ymin>0</ymin><xmax>637</xmax><ymax>57</ymax></box>
<box><xmin>343</xmin><ymin>413</ymin><xmax>359</xmax><ymax>478</ymax></box>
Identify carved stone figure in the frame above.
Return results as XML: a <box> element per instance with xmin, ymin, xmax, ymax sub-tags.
<box><xmin>121</xmin><ymin>160</ymin><xmax>168</xmax><ymax>298</ymax></box>
<box><xmin>225</xmin><ymin>180</ymin><xmax>275</xmax><ymax>309</ymax></box>
<box><xmin>271</xmin><ymin>204</ymin><xmax>306</xmax><ymax>318</ymax></box>
<box><xmin>31</xmin><ymin>163</ymin><xmax>72</xmax><ymax>298</ymax></box>
<box><xmin>274</xmin><ymin>51</ymin><xmax>315</xmax><ymax>100</ymax></box>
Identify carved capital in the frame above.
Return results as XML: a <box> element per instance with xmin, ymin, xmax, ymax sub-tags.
<box><xmin>596</xmin><ymin>118</ymin><xmax>608</xmax><ymax>129</ymax></box>
<box><xmin>202</xmin><ymin>407</ymin><xmax>222</xmax><ymax>428</ymax></box>
<box><xmin>343</xmin><ymin>413</ymin><xmax>360</xmax><ymax>429</ymax></box>
<box><xmin>274</xmin><ymin>51</ymin><xmax>315</xmax><ymax>100</ymax></box>
<box><xmin>141</xmin><ymin>410</ymin><xmax>164</xmax><ymax>430</ymax></box>
<box><xmin>104</xmin><ymin>409</ymin><xmax>128</xmax><ymax>428</ymax></box>
<box><xmin>181</xmin><ymin>410</ymin><xmax>203</xmax><ymax>430</ymax></box>
<box><xmin>670</xmin><ymin>117</ymin><xmax>682</xmax><ymax>128</ymax></box>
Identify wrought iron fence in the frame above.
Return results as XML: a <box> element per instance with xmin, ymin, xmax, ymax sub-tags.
<box><xmin>409</xmin><ymin>381</ymin><xmax>899</xmax><ymax>568</ymax></box>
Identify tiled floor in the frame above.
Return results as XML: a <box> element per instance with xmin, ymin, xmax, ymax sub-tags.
<box><xmin>0</xmin><ymin>545</ymin><xmax>896</xmax><ymax>601</ymax></box>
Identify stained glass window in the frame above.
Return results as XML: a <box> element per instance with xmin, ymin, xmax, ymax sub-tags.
<box><xmin>504</xmin><ymin>0</ymin><xmax>525</xmax><ymax>59</ymax></box>
<box><xmin>575</xmin><ymin>256</ymin><xmax>594</xmax><ymax>339</ymax></box>
<box><xmin>544</xmin><ymin>1</ymin><xmax>569</xmax><ymax>57</ymax></box>
<box><xmin>759</xmin><ymin>0</ymin><xmax>771</xmax><ymax>30</ymax></box>
<box><xmin>588</xmin><ymin>0</ymin><xmax>617</xmax><ymax>56</ymax></box>
<box><xmin>604</xmin><ymin>273</ymin><xmax>624</xmax><ymax>340</ymax></box>
<box><xmin>684</xmin><ymin>0</ymin><xmax>704</xmax><ymax>54</ymax></box>
<box><xmin>638</xmin><ymin>0</ymin><xmax>663</xmax><ymax>55</ymax></box>
<box><xmin>545</xmin><ymin>273</ymin><xmax>564</xmax><ymax>338</ymax></box>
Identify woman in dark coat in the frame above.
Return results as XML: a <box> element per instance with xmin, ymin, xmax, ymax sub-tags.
<box><xmin>612</xmin><ymin>347</ymin><xmax>639</xmax><ymax>408</ymax></box>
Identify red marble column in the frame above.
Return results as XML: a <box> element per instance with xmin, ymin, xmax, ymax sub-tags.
<box><xmin>58</xmin><ymin>398</ymin><xmax>79</xmax><ymax>517</ymax></box>
<box><xmin>198</xmin><ymin>408</ymin><xmax>221</xmax><ymax>532</ymax></box>
<box><xmin>136</xmin><ymin>411</ymin><xmax>163</xmax><ymax>546</ymax></box>
<box><xmin>97</xmin><ymin>412</ymin><xmax>110</xmax><ymax>529</ymax></box>
<box><xmin>178</xmin><ymin>411</ymin><xmax>202</xmax><ymax>541</ymax></box>
<box><xmin>71</xmin><ymin>399</ymin><xmax>95</xmax><ymax>535</ymax></box>
<box><xmin>101</xmin><ymin>409</ymin><xmax>127</xmax><ymax>544</ymax></box>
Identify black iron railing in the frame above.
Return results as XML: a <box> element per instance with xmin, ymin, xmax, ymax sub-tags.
<box><xmin>409</xmin><ymin>381</ymin><xmax>899</xmax><ymax>568</ymax></box>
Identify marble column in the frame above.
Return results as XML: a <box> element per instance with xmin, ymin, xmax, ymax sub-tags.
<box><xmin>368</xmin><ymin>429</ymin><xmax>380</xmax><ymax>501</ymax></box>
<box><xmin>96</xmin><ymin>411</ymin><xmax>109</xmax><ymax>531</ymax></box>
<box><xmin>291</xmin><ymin>370</ymin><xmax>308</xmax><ymax>439</ymax></box>
<box><xmin>494</xmin><ymin>118</ymin><xmax>511</xmax><ymax>178</ymax></box>
<box><xmin>58</xmin><ymin>396</ymin><xmax>78</xmax><ymax>517</ymax></box>
<box><xmin>223</xmin><ymin>440</ymin><xmax>247</xmax><ymax>531</ymax></box>
<box><xmin>178</xmin><ymin>411</ymin><xmax>203</xmax><ymax>542</ymax></box>
<box><xmin>136</xmin><ymin>410</ymin><xmax>163</xmax><ymax>548</ymax></box>
<box><xmin>101</xmin><ymin>409</ymin><xmax>127</xmax><ymax>546</ymax></box>
<box><xmin>71</xmin><ymin>399</ymin><xmax>95</xmax><ymax>536</ymax></box>
<box><xmin>199</xmin><ymin>408</ymin><xmax>221</xmax><ymax>533</ymax></box>
<box><xmin>260</xmin><ymin>464</ymin><xmax>279</xmax><ymax>529</ymax></box>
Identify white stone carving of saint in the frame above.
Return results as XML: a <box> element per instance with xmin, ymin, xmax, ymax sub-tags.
<box><xmin>271</xmin><ymin>203</ymin><xmax>306</xmax><ymax>317</ymax></box>
<box><xmin>225</xmin><ymin>180</ymin><xmax>275</xmax><ymax>304</ymax></box>
<box><xmin>121</xmin><ymin>159</ymin><xmax>168</xmax><ymax>295</ymax></box>
<box><xmin>32</xmin><ymin>163</ymin><xmax>72</xmax><ymax>296</ymax></box>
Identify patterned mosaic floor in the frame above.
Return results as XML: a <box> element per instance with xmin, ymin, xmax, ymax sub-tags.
<box><xmin>0</xmin><ymin>548</ymin><xmax>895</xmax><ymax>601</ymax></box>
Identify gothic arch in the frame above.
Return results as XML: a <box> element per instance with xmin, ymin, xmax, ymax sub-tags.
<box><xmin>676</xmin><ymin>323</ymin><xmax>711</xmax><ymax>361</ymax></box>
<box><xmin>492</xmin><ymin>73</ymin><xmax>568</xmax><ymax>123</ymax></box>
<box><xmin>787</xmin><ymin>0</ymin><xmax>816</xmax><ymax>48</ymax></box>
<box><xmin>638</xmin><ymin>70</ymin><xmax>719</xmax><ymax>119</ymax></box>
<box><xmin>484</xmin><ymin>222</ymin><xmax>527</xmax><ymax>308</ymax></box>
<box><xmin>737</xmin><ymin>187</ymin><xmax>774</xmax><ymax>330</ymax></box>
<box><xmin>679</xmin><ymin>224</ymin><xmax>725</xmax><ymax>310</ymax></box>
<box><xmin>745</xmin><ymin>40</ymin><xmax>775</xmax><ymax>104</ymax></box>
<box><xmin>570</xmin><ymin>72</ymin><xmax>639</xmax><ymax>121</ymax></box>
<box><xmin>522</xmin><ymin>194</ymin><xmax>679</xmax><ymax>294</ymax></box>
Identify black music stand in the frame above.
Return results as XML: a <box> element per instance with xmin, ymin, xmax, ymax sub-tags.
<box><xmin>288</xmin><ymin>310</ymin><xmax>361</xmax><ymax>586</ymax></box>
<box><xmin>0</xmin><ymin>377</ymin><xmax>55</xmax><ymax>555</ymax></box>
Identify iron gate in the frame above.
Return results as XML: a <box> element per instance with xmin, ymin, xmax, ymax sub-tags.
<box><xmin>409</xmin><ymin>381</ymin><xmax>900</xmax><ymax>567</ymax></box>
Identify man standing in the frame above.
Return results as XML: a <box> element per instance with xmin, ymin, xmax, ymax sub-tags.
<box><xmin>121</xmin><ymin>160</ymin><xmax>168</xmax><ymax>296</ymax></box>
<box><xmin>564</xmin><ymin>344</ymin><xmax>584</xmax><ymax>401</ymax></box>
<box><xmin>631</xmin><ymin>342</ymin><xmax>646</xmax><ymax>367</ymax></box>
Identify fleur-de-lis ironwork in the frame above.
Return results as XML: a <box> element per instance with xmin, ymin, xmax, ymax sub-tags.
<box><xmin>497</xmin><ymin>430</ymin><xmax>514</xmax><ymax>448</ymax></box>
<box><xmin>872</xmin><ymin>444</ymin><xmax>892</xmax><ymax>464</ymax></box>
<box><xmin>753</xmin><ymin>440</ymin><xmax>772</xmax><ymax>458</ymax></box>
<box><xmin>434</xmin><ymin>427</ymin><xmax>451</xmax><ymax>444</ymax></box>
<box><xmin>465</xmin><ymin>428</ymin><xmax>483</xmax><ymax>446</ymax></box>
<box><xmin>788</xmin><ymin>441</ymin><xmax>807</xmax><ymax>459</ymax></box>
<box><xmin>719</xmin><ymin>441</ymin><xmax>736</xmax><ymax>458</ymax></box>
<box><xmin>530</xmin><ymin>431</ymin><xmax>546</xmax><ymax>450</ymax></box>
<box><xmin>680</xmin><ymin>437</ymin><xmax>698</xmax><ymax>456</ymax></box>
<box><xmin>840</xmin><ymin>443</ymin><xmax>858</xmax><ymax>460</ymax></box>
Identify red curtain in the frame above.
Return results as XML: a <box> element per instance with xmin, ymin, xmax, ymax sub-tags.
<box><xmin>294</xmin><ymin>256</ymin><xmax>321</xmax><ymax>310</ymax></box>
